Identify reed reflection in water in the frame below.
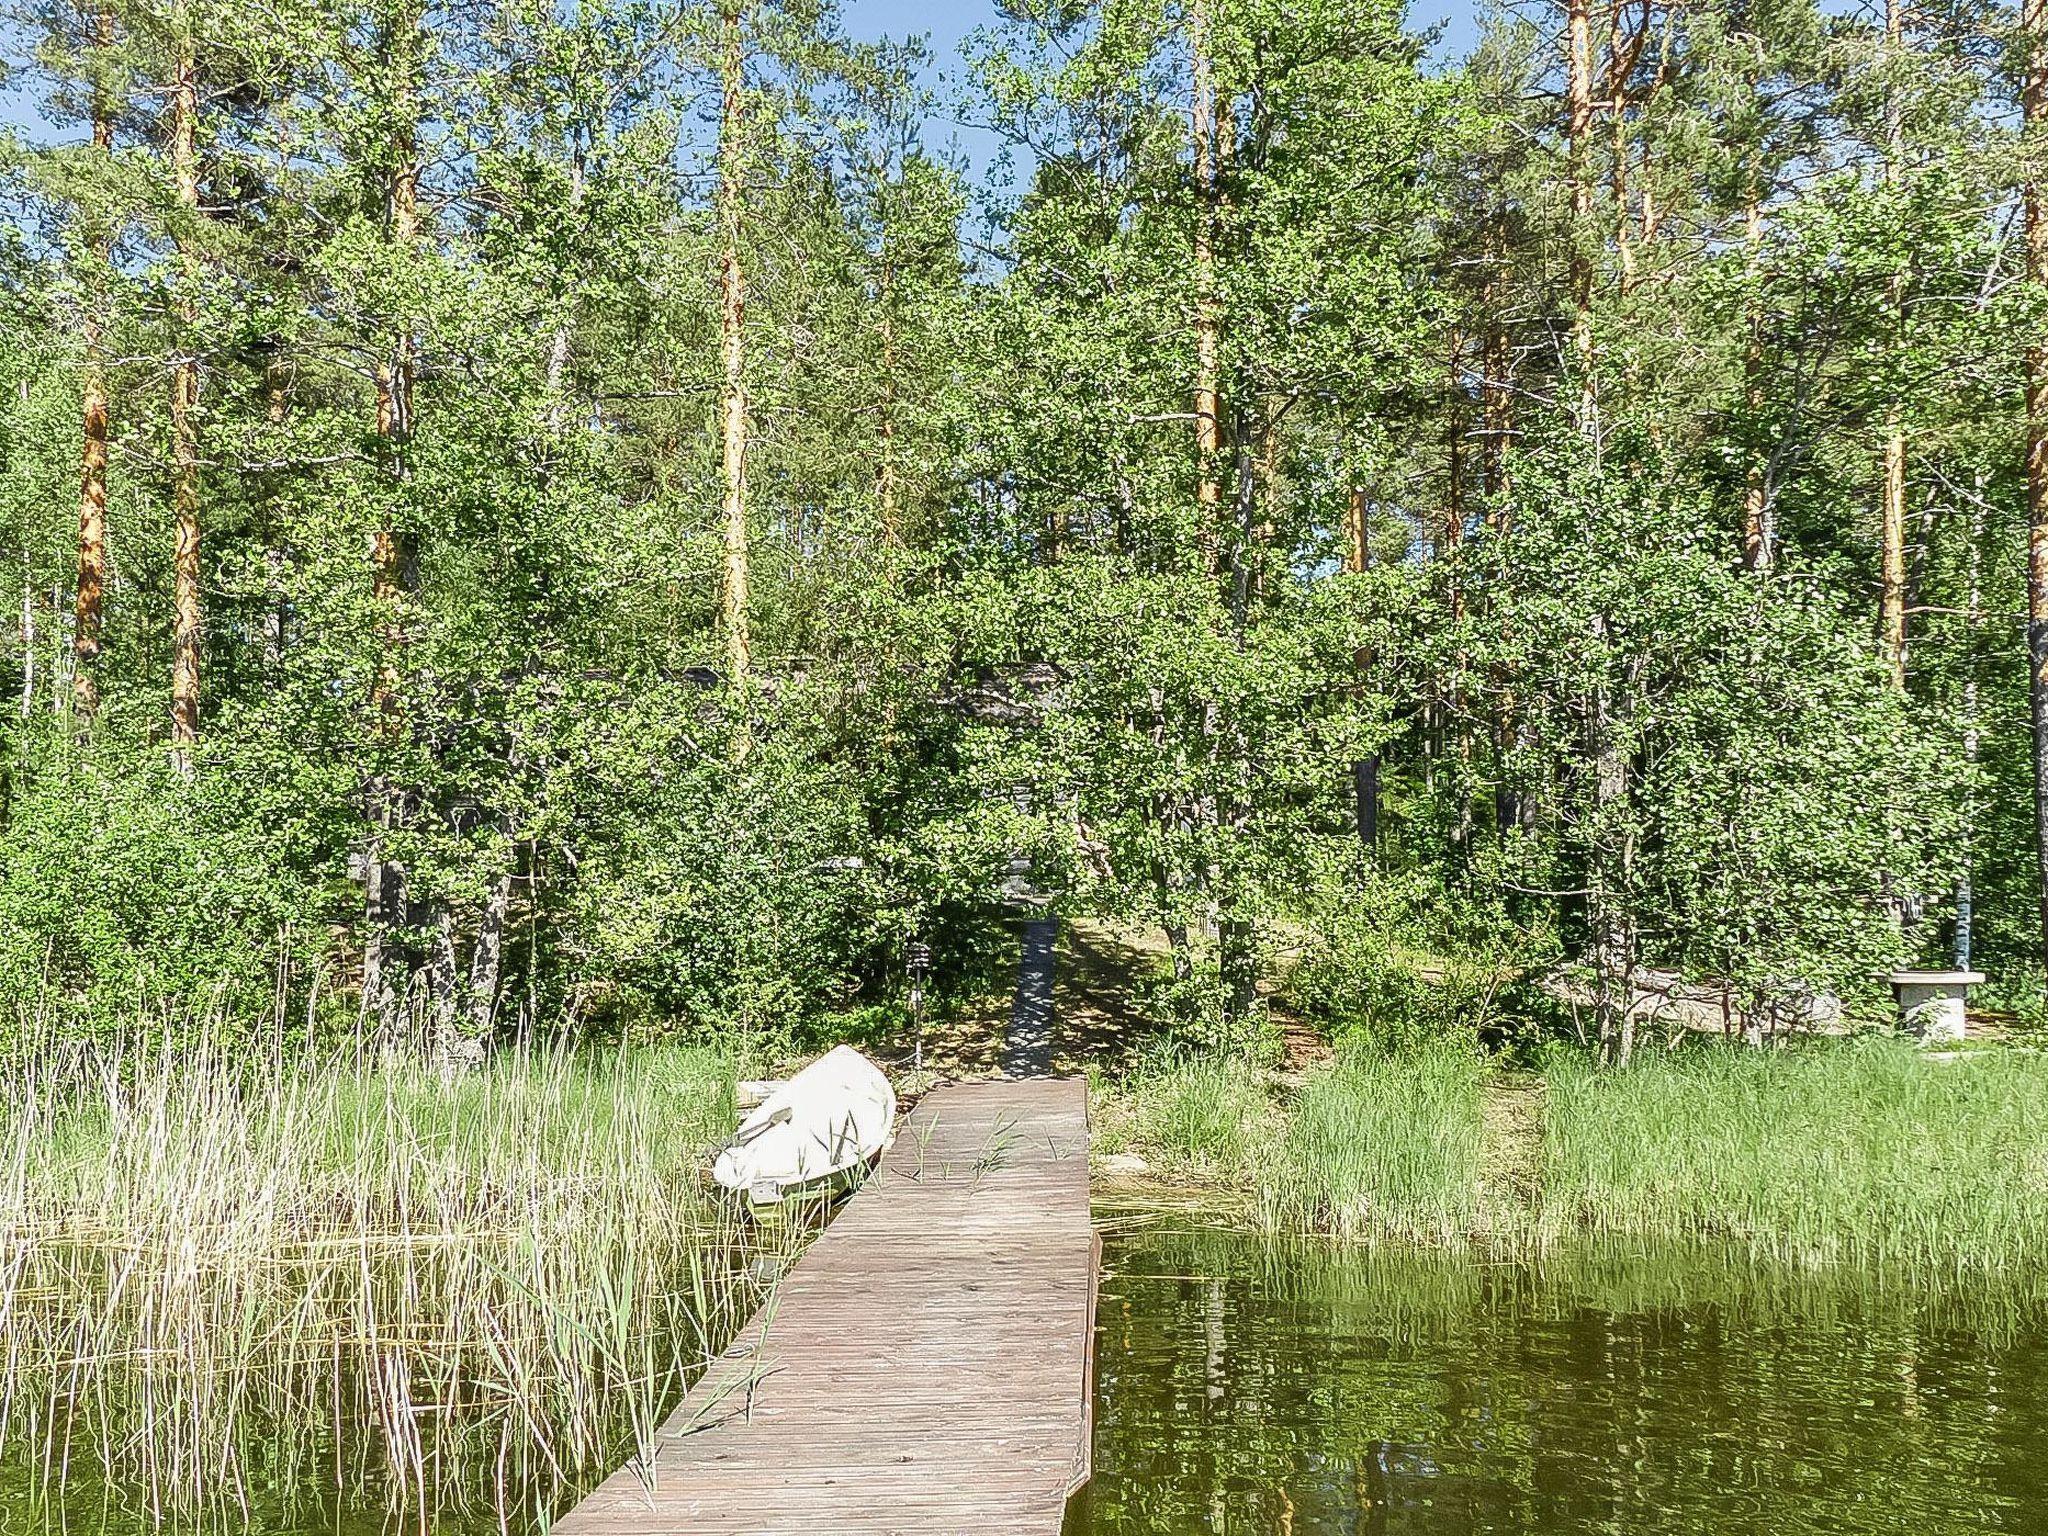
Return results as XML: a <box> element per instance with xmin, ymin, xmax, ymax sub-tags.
<box><xmin>1065</xmin><ymin>1221</ymin><xmax>2048</xmax><ymax>1535</ymax></box>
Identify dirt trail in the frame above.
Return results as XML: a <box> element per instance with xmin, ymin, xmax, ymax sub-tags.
<box><xmin>1001</xmin><ymin>918</ymin><xmax>1058</xmax><ymax>1077</ymax></box>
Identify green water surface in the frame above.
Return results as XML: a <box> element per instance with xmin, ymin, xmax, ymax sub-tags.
<box><xmin>1064</xmin><ymin>1223</ymin><xmax>2048</xmax><ymax>1536</ymax></box>
<box><xmin>8</xmin><ymin>1223</ymin><xmax>2048</xmax><ymax>1535</ymax></box>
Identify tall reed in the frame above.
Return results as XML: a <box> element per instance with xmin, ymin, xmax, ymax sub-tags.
<box><xmin>1541</xmin><ymin>1039</ymin><xmax>2048</xmax><ymax>1271</ymax></box>
<box><xmin>1259</xmin><ymin>1043</ymin><xmax>1485</xmax><ymax>1242</ymax></box>
<box><xmin>0</xmin><ymin>1038</ymin><xmax>790</xmax><ymax>1528</ymax></box>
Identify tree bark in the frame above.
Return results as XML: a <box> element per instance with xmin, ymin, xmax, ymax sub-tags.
<box><xmin>370</xmin><ymin>12</ymin><xmax>418</xmax><ymax>726</ymax></box>
<box><xmin>18</xmin><ymin>558</ymin><xmax>33</xmax><ymax>721</ymax></box>
<box><xmin>1191</xmin><ymin>0</ymin><xmax>1223</xmax><ymax>533</ymax></box>
<box><xmin>1481</xmin><ymin>212</ymin><xmax>1513</xmax><ymax>512</ymax></box>
<box><xmin>168</xmin><ymin>22</ymin><xmax>201</xmax><ymax>775</ymax></box>
<box><xmin>465</xmin><ymin>860</ymin><xmax>515</xmax><ymax>1044</ymax></box>
<box><xmin>1607</xmin><ymin>1</ymin><xmax>1644</xmax><ymax>294</ymax></box>
<box><xmin>874</xmin><ymin>151</ymin><xmax>901</xmax><ymax>545</ymax></box>
<box><xmin>717</xmin><ymin>0</ymin><xmax>752</xmax><ymax>690</ymax></box>
<box><xmin>1878</xmin><ymin>0</ymin><xmax>1909</xmax><ymax>687</ymax></box>
<box><xmin>1219</xmin><ymin>913</ymin><xmax>1257</xmax><ymax>1039</ymax></box>
<box><xmin>1565</xmin><ymin>0</ymin><xmax>1596</xmax><ymax>422</ymax></box>
<box><xmin>1880</xmin><ymin>413</ymin><xmax>1907</xmax><ymax>682</ymax></box>
<box><xmin>261</xmin><ymin>351</ymin><xmax>289</xmax><ymax>681</ymax></box>
<box><xmin>74</xmin><ymin>5</ymin><xmax>114</xmax><ymax>726</ymax></box>
<box><xmin>1741</xmin><ymin>176</ymin><xmax>1773</xmax><ymax>572</ymax></box>
<box><xmin>1446</xmin><ymin>332</ymin><xmax>1474</xmax><ymax>849</ymax></box>
<box><xmin>1590</xmin><ymin>617</ymin><xmax>1635</xmax><ymax>1066</ymax></box>
<box><xmin>878</xmin><ymin>277</ymin><xmax>899</xmax><ymax>541</ymax></box>
<box><xmin>365</xmin><ymin>0</ymin><xmax>422</xmax><ymax>1037</ymax></box>
<box><xmin>1342</xmin><ymin>484</ymin><xmax>1368</xmax><ymax>573</ymax></box>
<box><xmin>1445</xmin><ymin>331</ymin><xmax>1466</xmax><ymax>586</ymax></box>
<box><xmin>2026</xmin><ymin>0</ymin><xmax>2048</xmax><ymax>981</ymax></box>
<box><xmin>543</xmin><ymin>141</ymin><xmax>584</xmax><ymax>429</ymax></box>
<box><xmin>1959</xmin><ymin>470</ymin><xmax>1985</xmax><ymax>969</ymax></box>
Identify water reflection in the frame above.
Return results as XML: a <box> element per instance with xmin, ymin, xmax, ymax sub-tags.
<box><xmin>1065</xmin><ymin>1222</ymin><xmax>2048</xmax><ymax>1535</ymax></box>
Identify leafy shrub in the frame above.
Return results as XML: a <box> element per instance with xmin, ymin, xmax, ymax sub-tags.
<box><xmin>0</xmin><ymin>721</ymin><xmax>332</xmax><ymax>1040</ymax></box>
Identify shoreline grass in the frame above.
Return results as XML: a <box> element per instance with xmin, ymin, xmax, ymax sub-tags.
<box><xmin>0</xmin><ymin>1040</ymin><xmax>799</xmax><ymax>1527</ymax></box>
<box><xmin>1540</xmin><ymin>1040</ymin><xmax>2048</xmax><ymax>1269</ymax></box>
<box><xmin>1095</xmin><ymin>1037</ymin><xmax>2048</xmax><ymax>1273</ymax></box>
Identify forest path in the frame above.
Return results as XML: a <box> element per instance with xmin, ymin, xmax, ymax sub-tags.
<box><xmin>1003</xmin><ymin>917</ymin><xmax>1059</xmax><ymax>1077</ymax></box>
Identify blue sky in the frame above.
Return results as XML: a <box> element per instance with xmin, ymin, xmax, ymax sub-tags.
<box><xmin>1</xmin><ymin>0</ymin><xmax>1484</xmax><ymax>146</ymax></box>
<box><xmin>839</xmin><ymin>0</ymin><xmax>1484</xmax><ymax>187</ymax></box>
<box><xmin>840</xmin><ymin>0</ymin><xmax>1485</xmax><ymax>73</ymax></box>
<box><xmin>842</xmin><ymin>0</ymin><xmax>1482</xmax><ymax>50</ymax></box>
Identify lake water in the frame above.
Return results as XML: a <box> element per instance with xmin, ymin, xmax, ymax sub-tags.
<box><xmin>8</xmin><ymin>1219</ymin><xmax>2048</xmax><ymax>1535</ymax></box>
<box><xmin>1064</xmin><ymin>1221</ymin><xmax>2048</xmax><ymax>1536</ymax></box>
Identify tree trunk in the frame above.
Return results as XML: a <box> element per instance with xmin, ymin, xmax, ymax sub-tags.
<box><xmin>875</xmin><ymin>168</ymin><xmax>901</xmax><ymax>544</ymax></box>
<box><xmin>1446</xmin><ymin>333</ymin><xmax>1474</xmax><ymax>850</ymax></box>
<box><xmin>361</xmin><ymin>800</ymin><xmax>398</xmax><ymax>1034</ymax></box>
<box><xmin>1959</xmin><ymin>470</ymin><xmax>1985</xmax><ymax>970</ymax></box>
<box><xmin>366</xmin><ymin>1</ymin><xmax>422</xmax><ymax>1036</ymax></box>
<box><xmin>370</xmin><ymin>18</ymin><xmax>417</xmax><ymax>725</ymax></box>
<box><xmin>717</xmin><ymin>0</ymin><xmax>752</xmax><ymax>690</ymax></box>
<box><xmin>543</xmin><ymin>142</ymin><xmax>584</xmax><ymax>430</ymax></box>
<box><xmin>427</xmin><ymin>905</ymin><xmax>460</xmax><ymax>1061</ymax></box>
<box><xmin>878</xmin><ymin>287</ymin><xmax>898</xmax><ymax>540</ymax></box>
<box><xmin>1165</xmin><ymin>922</ymin><xmax>1194</xmax><ymax>986</ymax></box>
<box><xmin>1191</xmin><ymin>0</ymin><xmax>1223</xmax><ymax>535</ymax></box>
<box><xmin>1342</xmin><ymin>484</ymin><xmax>1368</xmax><ymax>572</ymax></box>
<box><xmin>1878</xmin><ymin>0</ymin><xmax>1909</xmax><ymax>687</ymax></box>
<box><xmin>2028</xmin><ymin>0</ymin><xmax>2048</xmax><ymax>982</ymax></box>
<box><xmin>1445</xmin><ymin>332</ymin><xmax>1466</xmax><ymax>590</ymax></box>
<box><xmin>76</xmin><ymin>364</ymin><xmax>109</xmax><ymax>725</ymax></box>
<box><xmin>1218</xmin><ymin>913</ymin><xmax>1257</xmax><ymax>1042</ymax></box>
<box><xmin>466</xmin><ymin>861</ymin><xmax>515</xmax><ymax>1044</ymax></box>
<box><xmin>74</xmin><ymin>6</ymin><xmax>114</xmax><ymax>726</ymax></box>
<box><xmin>1880</xmin><ymin>412</ymin><xmax>1907</xmax><ymax>682</ymax></box>
<box><xmin>1741</xmin><ymin>176</ymin><xmax>1773</xmax><ymax>572</ymax></box>
<box><xmin>1481</xmin><ymin>208</ymin><xmax>1514</xmax><ymax>510</ymax></box>
<box><xmin>1565</xmin><ymin>0</ymin><xmax>1595</xmax><ymax>423</ymax></box>
<box><xmin>1590</xmin><ymin>619</ymin><xmax>1635</xmax><ymax>1067</ymax></box>
<box><xmin>1608</xmin><ymin>2</ymin><xmax>1636</xmax><ymax>293</ymax></box>
<box><xmin>261</xmin><ymin>351</ymin><xmax>288</xmax><ymax>681</ymax></box>
<box><xmin>17</xmin><ymin>558</ymin><xmax>33</xmax><ymax>721</ymax></box>
<box><xmin>168</xmin><ymin>25</ymin><xmax>201</xmax><ymax>775</ymax></box>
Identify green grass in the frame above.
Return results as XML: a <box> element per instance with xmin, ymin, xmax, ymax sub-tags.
<box><xmin>0</xmin><ymin>1039</ymin><xmax>793</xmax><ymax>1525</ymax></box>
<box><xmin>1127</xmin><ymin>1052</ymin><xmax>1271</xmax><ymax>1170</ymax></box>
<box><xmin>1095</xmin><ymin>1043</ymin><xmax>1486</xmax><ymax>1241</ymax></box>
<box><xmin>1261</xmin><ymin>1044</ymin><xmax>1485</xmax><ymax>1242</ymax></box>
<box><xmin>1541</xmin><ymin>1038</ymin><xmax>2048</xmax><ymax>1272</ymax></box>
<box><xmin>1100</xmin><ymin>1036</ymin><xmax>2048</xmax><ymax>1271</ymax></box>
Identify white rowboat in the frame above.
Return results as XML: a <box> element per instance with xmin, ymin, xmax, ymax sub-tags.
<box><xmin>712</xmin><ymin>1046</ymin><xmax>897</xmax><ymax>1205</ymax></box>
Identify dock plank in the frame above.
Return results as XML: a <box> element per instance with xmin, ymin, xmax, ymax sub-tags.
<box><xmin>554</xmin><ymin>1077</ymin><xmax>1096</xmax><ymax>1536</ymax></box>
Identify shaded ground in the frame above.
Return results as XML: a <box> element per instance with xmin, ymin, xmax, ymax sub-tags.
<box><xmin>1050</xmin><ymin>918</ymin><xmax>1329</xmax><ymax>1074</ymax></box>
<box><xmin>1001</xmin><ymin>918</ymin><xmax>1058</xmax><ymax>1077</ymax></box>
<box><xmin>868</xmin><ymin>914</ymin><xmax>1331</xmax><ymax>1092</ymax></box>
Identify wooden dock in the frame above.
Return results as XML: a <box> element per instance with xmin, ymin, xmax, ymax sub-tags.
<box><xmin>555</xmin><ymin>1077</ymin><xmax>1097</xmax><ymax>1535</ymax></box>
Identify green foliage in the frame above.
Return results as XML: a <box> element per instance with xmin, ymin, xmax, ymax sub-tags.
<box><xmin>1290</xmin><ymin>875</ymin><xmax>1558</xmax><ymax>1051</ymax></box>
<box><xmin>0</xmin><ymin>0</ymin><xmax>2032</xmax><ymax>1057</ymax></box>
<box><xmin>0</xmin><ymin>720</ymin><xmax>332</xmax><ymax>1037</ymax></box>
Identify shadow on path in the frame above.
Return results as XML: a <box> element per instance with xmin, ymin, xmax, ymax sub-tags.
<box><xmin>1002</xmin><ymin>917</ymin><xmax>1058</xmax><ymax>1078</ymax></box>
